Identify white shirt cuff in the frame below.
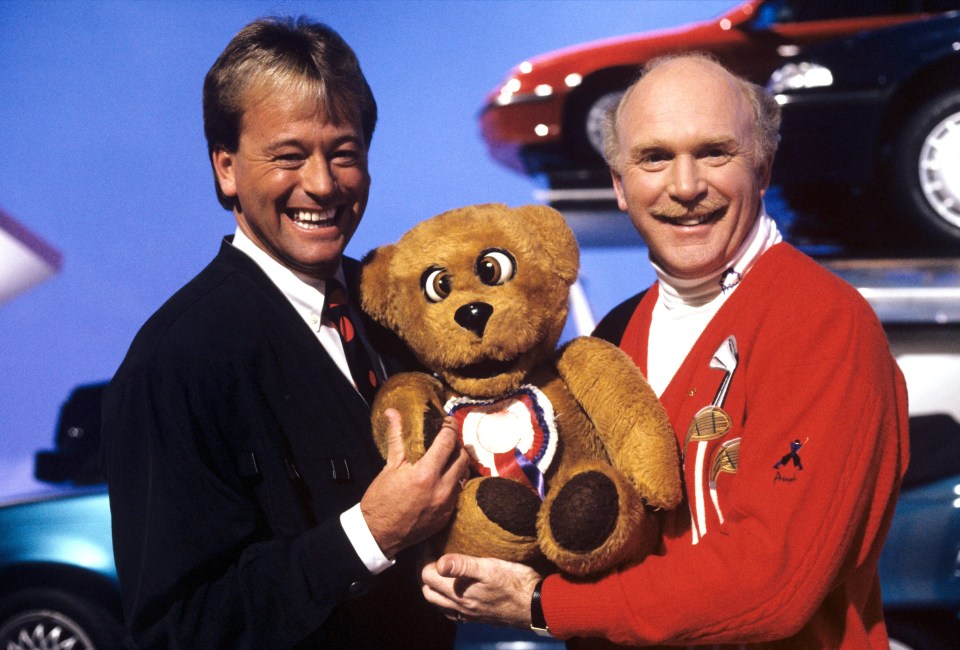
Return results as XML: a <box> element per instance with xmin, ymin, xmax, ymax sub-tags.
<box><xmin>340</xmin><ymin>503</ymin><xmax>396</xmax><ymax>575</ymax></box>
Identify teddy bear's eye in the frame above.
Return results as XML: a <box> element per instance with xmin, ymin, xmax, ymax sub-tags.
<box><xmin>421</xmin><ymin>267</ymin><xmax>452</xmax><ymax>303</ymax></box>
<box><xmin>476</xmin><ymin>249</ymin><xmax>516</xmax><ymax>286</ymax></box>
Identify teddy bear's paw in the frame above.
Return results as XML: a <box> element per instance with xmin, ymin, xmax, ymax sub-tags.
<box><xmin>539</xmin><ymin>464</ymin><xmax>658</xmax><ymax>577</ymax></box>
<box><xmin>441</xmin><ymin>477</ymin><xmax>541</xmax><ymax>563</ymax></box>
<box><xmin>369</xmin><ymin>372</ymin><xmax>446</xmax><ymax>461</ymax></box>
<box><xmin>475</xmin><ymin>477</ymin><xmax>540</xmax><ymax>538</ymax></box>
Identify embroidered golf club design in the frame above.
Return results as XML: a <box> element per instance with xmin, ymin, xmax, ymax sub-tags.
<box><xmin>685</xmin><ymin>335</ymin><xmax>738</xmax><ymax>543</ymax></box>
<box><xmin>709</xmin><ymin>437</ymin><xmax>741</xmax><ymax>524</ymax></box>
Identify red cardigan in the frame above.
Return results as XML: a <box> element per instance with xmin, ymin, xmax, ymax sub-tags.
<box><xmin>546</xmin><ymin>243</ymin><xmax>909</xmax><ymax>648</ymax></box>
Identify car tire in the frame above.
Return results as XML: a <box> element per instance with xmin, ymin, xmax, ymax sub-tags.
<box><xmin>889</xmin><ymin>88</ymin><xmax>960</xmax><ymax>248</ymax></box>
<box><xmin>583</xmin><ymin>90</ymin><xmax>624</xmax><ymax>159</ymax></box>
<box><xmin>0</xmin><ymin>588</ymin><xmax>125</xmax><ymax>650</ymax></box>
<box><xmin>562</xmin><ymin>69</ymin><xmax>635</xmax><ymax>162</ymax></box>
<box><xmin>886</xmin><ymin>610</ymin><xmax>960</xmax><ymax>650</ymax></box>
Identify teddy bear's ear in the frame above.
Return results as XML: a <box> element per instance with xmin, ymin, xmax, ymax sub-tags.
<box><xmin>360</xmin><ymin>244</ymin><xmax>398</xmax><ymax>328</ymax></box>
<box><xmin>516</xmin><ymin>204</ymin><xmax>580</xmax><ymax>285</ymax></box>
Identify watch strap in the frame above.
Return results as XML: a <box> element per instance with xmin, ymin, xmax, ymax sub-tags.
<box><xmin>530</xmin><ymin>576</ymin><xmax>551</xmax><ymax>637</ymax></box>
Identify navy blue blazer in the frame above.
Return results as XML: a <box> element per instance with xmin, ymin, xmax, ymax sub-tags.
<box><xmin>101</xmin><ymin>239</ymin><xmax>452</xmax><ymax>648</ymax></box>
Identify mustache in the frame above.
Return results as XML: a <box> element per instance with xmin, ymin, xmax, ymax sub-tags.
<box><xmin>651</xmin><ymin>197</ymin><xmax>729</xmax><ymax>220</ymax></box>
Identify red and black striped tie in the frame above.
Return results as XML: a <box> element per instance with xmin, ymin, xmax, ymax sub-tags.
<box><xmin>323</xmin><ymin>279</ymin><xmax>379</xmax><ymax>403</ymax></box>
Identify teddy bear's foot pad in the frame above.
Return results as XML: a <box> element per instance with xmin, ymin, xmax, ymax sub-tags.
<box><xmin>548</xmin><ymin>471</ymin><xmax>619</xmax><ymax>552</ymax></box>
<box><xmin>476</xmin><ymin>477</ymin><xmax>540</xmax><ymax>538</ymax></box>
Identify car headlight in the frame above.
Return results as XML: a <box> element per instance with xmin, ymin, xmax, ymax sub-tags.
<box><xmin>766</xmin><ymin>62</ymin><xmax>834</xmax><ymax>95</ymax></box>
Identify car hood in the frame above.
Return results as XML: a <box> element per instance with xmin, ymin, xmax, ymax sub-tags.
<box><xmin>484</xmin><ymin>1</ymin><xmax>758</xmax><ymax>103</ymax></box>
<box><xmin>0</xmin><ymin>484</ymin><xmax>107</xmax><ymax>509</ymax></box>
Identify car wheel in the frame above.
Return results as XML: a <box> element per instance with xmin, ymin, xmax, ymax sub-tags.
<box><xmin>889</xmin><ymin>88</ymin><xmax>960</xmax><ymax>247</ymax></box>
<box><xmin>0</xmin><ymin>588</ymin><xmax>125</xmax><ymax>650</ymax></box>
<box><xmin>563</xmin><ymin>68</ymin><xmax>635</xmax><ymax>162</ymax></box>
<box><xmin>885</xmin><ymin>610</ymin><xmax>960</xmax><ymax>650</ymax></box>
<box><xmin>583</xmin><ymin>90</ymin><xmax>624</xmax><ymax>159</ymax></box>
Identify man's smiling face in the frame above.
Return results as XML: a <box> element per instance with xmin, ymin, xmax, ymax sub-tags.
<box><xmin>611</xmin><ymin>57</ymin><xmax>771</xmax><ymax>280</ymax></box>
<box><xmin>213</xmin><ymin>82</ymin><xmax>370</xmax><ymax>280</ymax></box>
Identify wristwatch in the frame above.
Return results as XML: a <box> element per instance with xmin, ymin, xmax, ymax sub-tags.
<box><xmin>530</xmin><ymin>577</ymin><xmax>551</xmax><ymax>637</ymax></box>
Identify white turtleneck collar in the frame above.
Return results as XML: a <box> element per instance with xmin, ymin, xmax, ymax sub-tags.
<box><xmin>652</xmin><ymin>206</ymin><xmax>782</xmax><ymax>309</ymax></box>
<box><xmin>646</xmin><ymin>206</ymin><xmax>782</xmax><ymax>396</ymax></box>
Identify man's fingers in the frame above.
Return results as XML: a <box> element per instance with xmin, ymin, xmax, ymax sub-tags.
<box><xmin>441</xmin><ymin>415</ymin><xmax>458</xmax><ymax>433</ymax></box>
<box><xmin>382</xmin><ymin>408</ymin><xmax>406</xmax><ymax>465</ymax></box>
<box><xmin>436</xmin><ymin>553</ymin><xmax>479</xmax><ymax>579</ymax></box>
<box><xmin>439</xmin><ymin>417</ymin><xmax>470</xmax><ymax>473</ymax></box>
<box><xmin>421</xmin><ymin>561</ymin><xmax>461</xmax><ymax>608</ymax></box>
<box><xmin>419</xmin><ymin>421</ymin><xmax>463</xmax><ymax>475</ymax></box>
<box><xmin>422</xmin><ymin>581</ymin><xmax>460</xmax><ymax>612</ymax></box>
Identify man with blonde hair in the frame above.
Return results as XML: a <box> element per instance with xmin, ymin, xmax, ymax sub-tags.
<box><xmin>102</xmin><ymin>17</ymin><xmax>468</xmax><ymax>648</ymax></box>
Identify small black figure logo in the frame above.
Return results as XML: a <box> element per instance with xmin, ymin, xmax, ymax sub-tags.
<box><xmin>774</xmin><ymin>438</ymin><xmax>807</xmax><ymax>471</ymax></box>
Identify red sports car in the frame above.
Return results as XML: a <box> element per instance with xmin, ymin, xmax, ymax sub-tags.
<box><xmin>480</xmin><ymin>0</ymin><xmax>952</xmax><ymax>193</ymax></box>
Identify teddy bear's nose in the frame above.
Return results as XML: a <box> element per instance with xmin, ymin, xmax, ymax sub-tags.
<box><xmin>454</xmin><ymin>302</ymin><xmax>493</xmax><ymax>337</ymax></box>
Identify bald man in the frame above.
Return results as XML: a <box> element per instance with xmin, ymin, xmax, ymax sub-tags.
<box><xmin>421</xmin><ymin>54</ymin><xmax>909</xmax><ymax>649</ymax></box>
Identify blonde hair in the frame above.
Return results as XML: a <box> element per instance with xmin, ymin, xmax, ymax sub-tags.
<box><xmin>203</xmin><ymin>16</ymin><xmax>377</xmax><ymax>209</ymax></box>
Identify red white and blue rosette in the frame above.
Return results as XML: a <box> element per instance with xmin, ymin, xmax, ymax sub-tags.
<box><xmin>445</xmin><ymin>385</ymin><xmax>557</xmax><ymax>499</ymax></box>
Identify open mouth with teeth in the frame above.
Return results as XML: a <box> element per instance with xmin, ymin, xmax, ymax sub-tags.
<box><xmin>288</xmin><ymin>208</ymin><xmax>338</xmax><ymax>230</ymax></box>
<box><xmin>451</xmin><ymin>357</ymin><xmax>520</xmax><ymax>380</ymax></box>
<box><xmin>656</xmin><ymin>206</ymin><xmax>727</xmax><ymax>227</ymax></box>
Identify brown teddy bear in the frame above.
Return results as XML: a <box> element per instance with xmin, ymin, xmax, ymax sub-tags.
<box><xmin>360</xmin><ymin>203</ymin><xmax>680</xmax><ymax>577</ymax></box>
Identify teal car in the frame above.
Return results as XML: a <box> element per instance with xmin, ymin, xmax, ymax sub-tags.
<box><xmin>0</xmin><ymin>487</ymin><xmax>123</xmax><ymax>649</ymax></box>
<box><xmin>0</xmin><ymin>383</ymin><xmax>124</xmax><ymax>649</ymax></box>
